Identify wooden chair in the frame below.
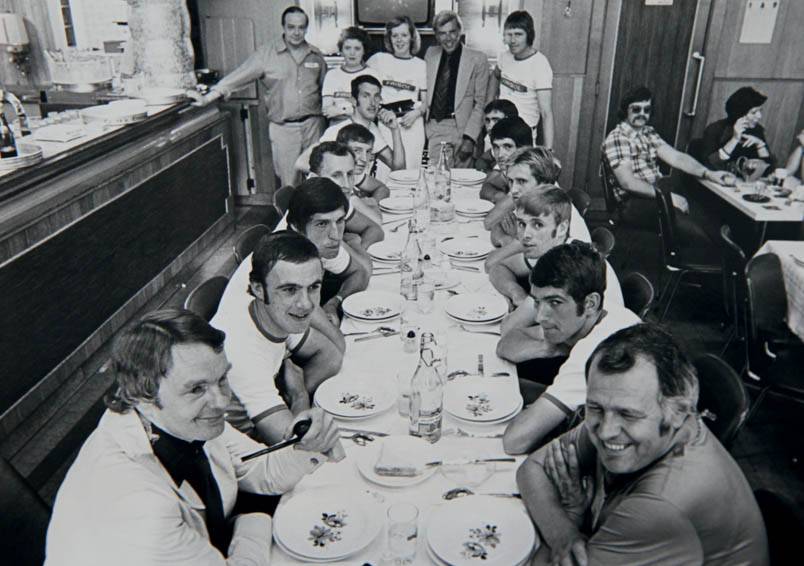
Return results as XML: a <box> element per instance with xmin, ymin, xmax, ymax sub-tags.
<box><xmin>273</xmin><ymin>185</ymin><xmax>295</xmax><ymax>217</ymax></box>
<box><xmin>568</xmin><ymin>188</ymin><xmax>591</xmax><ymax>218</ymax></box>
<box><xmin>0</xmin><ymin>457</ymin><xmax>51</xmax><ymax>565</ymax></box>
<box><xmin>744</xmin><ymin>253</ymin><xmax>804</xmax><ymax>420</ymax></box>
<box><xmin>621</xmin><ymin>271</ymin><xmax>655</xmax><ymax>319</ymax></box>
<box><xmin>590</xmin><ymin>226</ymin><xmax>616</xmax><ymax>259</ymax></box>
<box><xmin>184</xmin><ymin>276</ymin><xmax>229</xmax><ymax>322</ymax></box>
<box><xmin>654</xmin><ymin>178</ymin><xmax>721</xmax><ymax>321</ymax></box>
<box><xmin>233</xmin><ymin>224</ymin><xmax>271</xmax><ymax>265</ymax></box>
<box><xmin>694</xmin><ymin>353</ymin><xmax>749</xmax><ymax>448</ymax></box>
<box><xmin>599</xmin><ymin>155</ymin><xmax>622</xmax><ymax>227</ymax></box>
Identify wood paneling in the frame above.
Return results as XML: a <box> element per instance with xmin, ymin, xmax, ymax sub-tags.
<box><xmin>0</xmin><ymin>0</ymin><xmax>57</xmax><ymax>87</ymax></box>
<box><xmin>537</xmin><ymin>0</ymin><xmax>594</xmax><ymax>75</ymax></box>
<box><xmin>201</xmin><ymin>17</ymin><xmax>258</xmax><ymax>99</ymax></box>
<box><xmin>552</xmin><ymin>75</ymin><xmax>585</xmax><ymax>189</ymax></box>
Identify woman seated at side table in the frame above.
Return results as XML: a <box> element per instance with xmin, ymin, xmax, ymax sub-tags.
<box><xmin>700</xmin><ymin>86</ymin><xmax>774</xmax><ymax>177</ymax></box>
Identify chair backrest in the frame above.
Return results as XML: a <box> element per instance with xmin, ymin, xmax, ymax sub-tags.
<box><xmin>273</xmin><ymin>185</ymin><xmax>295</xmax><ymax>216</ymax></box>
<box><xmin>590</xmin><ymin>226</ymin><xmax>616</xmax><ymax>259</ymax></box>
<box><xmin>568</xmin><ymin>188</ymin><xmax>591</xmax><ymax>218</ymax></box>
<box><xmin>694</xmin><ymin>353</ymin><xmax>749</xmax><ymax>447</ymax></box>
<box><xmin>720</xmin><ymin>224</ymin><xmax>748</xmax><ymax>318</ymax></box>
<box><xmin>754</xmin><ymin>489</ymin><xmax>802</xmax><ymax>565</ymax></box>
<box><xmin>620</xmin><ymin>271</ymin><xmax>655</xmax><ymax>319</ymax></box>
<box><xmin>655</xmin><ymin>178</ymin><xmax>683</xmax><ymax>269</ymax></box>
<box><xmin>598</xmin><ymin>154</ymin><xmax>621</xmax><ymax>218</ymax></box>
<box><xmin>0</xmin><ymin>457</ymin><xmax>51</xmax><ymax>564</ymax></box>
<box><xmin>184</xmin><ymin>276</ymin><xmax>229</xmax><ymax>322</ymax></box>
<box><xmin>233</xmin><ymin>224</ymin><xmax>271</xmax><ymax>265</ymax></box>
<box><xmin>745</xmin><ymin>253</ymin><xmax>788</xmax><ymax>343</ymax></box>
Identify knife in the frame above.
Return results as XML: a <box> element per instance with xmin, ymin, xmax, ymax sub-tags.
<box><xmin>355</xmin><ymin>331</ymin><xmax>399</xmax><ymax>341</ymax></box>
<box><xmin>338</xmin><ymin>427</ymin><xmax>389</xmax><ymax>437</ymax></box>
<box><xmin>425</xmin><ymin>457</ymin><xmax>516</xmax><ymax>467</ymax></box>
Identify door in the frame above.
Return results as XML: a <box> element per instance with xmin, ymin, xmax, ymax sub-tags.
<box><xmin>604</xmin><ymin>0</ymin><xmax>712</xmax><ymax>153</ymax></box>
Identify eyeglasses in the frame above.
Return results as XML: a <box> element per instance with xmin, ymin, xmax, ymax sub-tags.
<box><xmin>629</xmin><ymin>104</ymin><xmax>652</xmax><ymax>115</ymax></box>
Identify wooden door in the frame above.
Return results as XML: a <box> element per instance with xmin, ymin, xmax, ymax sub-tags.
<box><xmin>605</xmin><ymin>0</ymin><xmax>709</xmax><ymax>150</ymax></box>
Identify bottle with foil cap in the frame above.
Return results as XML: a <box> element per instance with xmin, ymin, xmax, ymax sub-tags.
<box><xmin>413</xmin><ymin>167</ymin><xmax>431</xmax><ymax>233</ymax></box>
<box><xmin>409</xmin><ymin>332</ymin><xmax>443</xmax><ymax>443</ymax></box>
<box><xmin>431</xmin><ymin>141</ymin><xmax>455</xmax><ymax>222</ymax></box>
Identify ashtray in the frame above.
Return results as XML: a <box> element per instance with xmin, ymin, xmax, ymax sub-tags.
<box><xmin>773</xmin><ymin>188</ymin><xmax>792</xmax><ymax>198</ymax></box>
<box><xmin>743</xmin><ymin>194</ymin><xmax>771</xmax><ymax>203</ymax></box>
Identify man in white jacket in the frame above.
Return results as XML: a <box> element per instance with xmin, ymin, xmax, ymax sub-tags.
<box><xmin>45</xmin><ymin>308</ymin><xmax>341</xmax><ymax>565</ymax></box>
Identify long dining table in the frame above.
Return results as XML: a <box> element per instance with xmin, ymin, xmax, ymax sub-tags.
<box><xmin>270</xmin><ymin>179</ymin><xmax>537</xmax><ymax>565</ymax></box>
<box><xmin>754</xmin><ymin>240</ymin><xmax>804</xmax><ymax>342</ymax></box>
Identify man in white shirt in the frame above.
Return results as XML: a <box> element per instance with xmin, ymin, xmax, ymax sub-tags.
<box><xmin>45</xmin><ymin>308</ymin><xmax>342</xmax><ymax>566</ymax></box>
<box><xmin>211</xmin><ymin>232</ymin><xmax>344</xmax><ymax>444</ymax></box>
<box><xmin>479</xmin><ymin>116</ymin><xmax>533</xmax><ymax>204</ymax></box>
<box><xmin>498</xmin><ymin>242</ymin><xmax>641</xmax><ymax>454</ymax></box>
<box><xmin>335</xmin><ymin>123</ymin><xmax>391</xmax><ymax>210</ymax></box>
<box><xmin>486</xmin><ymin>187</ymin><xmax>622</xmax><ymax>309</ymax></box>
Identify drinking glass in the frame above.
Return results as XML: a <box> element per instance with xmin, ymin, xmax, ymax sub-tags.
<box><xmin>417</xmin><ymin>282</ymin><xmax>435</xmax><ymax>314</ymax></box>
<box><xmin>387</xmin><ymin>503</ymin><xmax>418</xmax><ymax>564</ymax></box>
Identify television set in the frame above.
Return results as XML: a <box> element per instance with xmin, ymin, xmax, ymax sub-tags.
<box><xmin>354</xmin><ymin>0</ymin><xmax>434</xmax><ymax>28</ymax></box>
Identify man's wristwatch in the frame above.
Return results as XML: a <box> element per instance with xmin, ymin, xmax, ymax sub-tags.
<box><xmin>699</xmin><ymin>169</ymin><xmax>709</xmax><ymax>181</ymax></box>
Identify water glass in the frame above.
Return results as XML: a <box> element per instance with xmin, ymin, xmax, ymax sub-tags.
<box><xmin>387</xmin><ymin>503</ymin><xmax>418</xmax><ymax>564</ymax></box>
<box><xmin>418</xmin><ymin>282</ymin><xmax>435</xmax><ymax>314</ymax></box>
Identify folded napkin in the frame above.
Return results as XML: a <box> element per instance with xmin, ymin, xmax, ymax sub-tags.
<box><xmin>373</xmin><ymin>442</ymin><xmax>422</xmax><ymax>477</ymax></box>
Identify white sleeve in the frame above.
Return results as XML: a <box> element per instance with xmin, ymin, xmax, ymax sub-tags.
<box><xmin>321</xmin><ymin>245</ymin><xmax>351</xmax><ymax>275</ymax></box>
<box><xmin>532</xmin><ymin>54</ymin><xmax>553</xmax><ymax>90</ymax></box>
<box><xmin>224</xmin><ymin>337</ymin><xmax>287</xmax><ymax>422</ymax></box>
<box><xmin>322</xmin><ymin>69</ymin><xmax>337</xmax><ymax>96</ymax></box>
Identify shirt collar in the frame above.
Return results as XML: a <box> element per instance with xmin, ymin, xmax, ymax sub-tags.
<box><xmin>278</xmin><ymin>35</ymin><xmax>318</xmax><ymax>57</ymax></box>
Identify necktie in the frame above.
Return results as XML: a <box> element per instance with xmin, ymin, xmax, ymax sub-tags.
<box><xmin>431</xmin><ymin>51</ymin><xmax>452</xmax><ymax>120</ymax></box>
<box><xmin>151</xmin><ymin>425</ymin><xmax>232</xmax><ymax>554</ymax></box>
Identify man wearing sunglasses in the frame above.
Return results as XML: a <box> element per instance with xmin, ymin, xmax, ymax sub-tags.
<box><xmin>602</xmin><ymin>86</ymin><xmax>735</xmax><ymax>245</ymax></box>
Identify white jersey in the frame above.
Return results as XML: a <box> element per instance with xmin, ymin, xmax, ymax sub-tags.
<box><xmin>495</xmin><ymin>50</ymin><xmax>553</xmax><ymax>129</ymax></box>
<box><xmin>322</xmin><ymin>65</ymin><xmax>385</xmax><ymax>118</ymax></box>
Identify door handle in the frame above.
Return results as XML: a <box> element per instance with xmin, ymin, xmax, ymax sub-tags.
<box><xmin>684</xmin><ymin>52</ymin><xmax>705</xmax><ymax>117</ymax></box>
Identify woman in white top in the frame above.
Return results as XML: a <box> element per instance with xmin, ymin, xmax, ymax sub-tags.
<box><xmin>489</xmin><ymin>10</ymin><xmax>555</xmax><ymax>149</ymax></box>
<box><xmin>322</xmin><ymin>26</ymin><xmax>384</xmax><ymax>124</ymax></box>
<box><xmin>367</xmin><ymin>15</ymin><xmax>427</xmax><ymax>168</ymax></box>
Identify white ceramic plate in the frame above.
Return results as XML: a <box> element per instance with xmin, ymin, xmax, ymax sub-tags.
<box><xmin>440</xmin><ymin>237</ymin><xmax>494</xmax><ymax>260</ymax></box>
<box><xmin>388</xmin><ymin>169</ymin><xmax>420</xmax><ymax>184</ymax></box>
<box><xmin>445</xmin><ymin>293</ymin><xmax>508</xmax><ymax>323</ymax></box>
<box><xmin>427</xmin><ymin>496</ymin><xmax>537</xmax><ymax>566</ymax></box>
<box><xmin>273</xmin><ymin>486</ymin><xmax>383</xmax><ymax>561</ymax></box>
<box><xmin>445</xmin><ymin>376</ymin><xmax>522</xmax><ymax>422</ymax></box>
<box><xmin>379</xmin><ymin>196</ymin><xmax>415</xmax><ymax>213</ymax></box>
<box><xmin>355</xmin><ymin>435</ymin><xmax>439</xmax><ymax>488</ymax></box>
<box><xmin>446</xmin><ymin>313</ymin><xmax>505</xmax><ymax>327</ymax></box>
<box><xmin>314</xmin><ymin>376</ymin><xmax>395</xmax><ymax>419</ymax></box>
<box><xmin>454</xmin><ymin>199</ymin><xmax>494</xmax><ymax>216</ymax></box>
<box><xmin>367</xmin><ymin>241</ymin><xmax>403</xmax><ymax>263</ymax></box>
<box><xmin>449</xmin><ymin>395</ymin><xmax>524</xmax><ymax>425</ymax></box>
<box><xmin>451</xmin><ymin>168</ymin><xmax>487</xmax><ymax>185</ymax></box>
<box><xmin>342</xmin><ymin>291</ymin><xmax>402</xmax><ymax>321</ymax></box>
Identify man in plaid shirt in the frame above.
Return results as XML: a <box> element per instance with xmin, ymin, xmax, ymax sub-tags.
<box><xmin>602</xmin><ymin>86</ymin><xmax>735</xmax><ymax>242</ymax></box>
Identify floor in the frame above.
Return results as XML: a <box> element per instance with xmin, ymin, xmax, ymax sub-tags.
<box><xmin>12</xmin><ymin>204</ymin><xmax>804</xmax><ymax>530</ymax></box>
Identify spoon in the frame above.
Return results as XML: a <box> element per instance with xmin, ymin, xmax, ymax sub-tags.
<box><xmin>442</xmin><ymin>487</ymin><xmax>521</xmax><ymax>500</ymax></box>
<box><xmin>340</xmin><ymin>432</ymin><xmax>374</xmax><ymax>446</ymax></box>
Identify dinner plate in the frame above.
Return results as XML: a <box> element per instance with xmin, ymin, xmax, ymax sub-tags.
<box><xmin>388</xmin><ymin>169</ymin><xmax>420</xmax><ymax>184</ymax></box>
<box><xmin>355</xmin><ymin>436</ymin><xmax>439</xmax><ymax>488</ymax></box>
<box><xmin>273</xmin><ymin>486</ymin><xmax>383</xmax><ymax>561</ymax></box>
<box><xmin>451</xmin><ymin>168</ymin><xmax>487</xmax><ymax>185</ymax></box>
<box><xmin>427</xmin><ymin>496</ymin><xmax>537</xmax><ymax>566</ymax></box>
<box><xmin>454</xmin><ymin>199</ymin><xmax>494</xmax><ymax>216</ymax></box>
<box><xmin>445</xmin><ymin>377</ymin><xmax>522</xmax><ymax>422</ymax></box>
<box><xmin>342</xmin><ymin>291</ymin><xmax>402</xmax><ymax>321</ymax></box>
<box><xmin>440</xmin><ymin>237</ymin><xmax>494</xmax><ymax>260</ymax></box>
<box><xmin>379</xmin><ymin>196</ymin><xmax>415</xmax><ymax>213</ymax></box>
<box><xmin>445</xmin><ymin>293</ymin><xmax>508</xmax><ymax>323</ymax></box>
<box><xmin>367</xmin><ymin>241</ymin><xmax>403</xmax><ymax>263</ymax></box>
<box><xmin>446</xmin><ymin>313</ymin><xmax>505</xmax><ymax>327</ymax></box>
<box><xmin>314</xmin><ymin>376</ymin><xmax>395</xmax><ymax>419</ymax></box>
<box><xmin>449</xmin><ymin>395</ymin><xmax>524</xmax><ymax>425</ymax></box>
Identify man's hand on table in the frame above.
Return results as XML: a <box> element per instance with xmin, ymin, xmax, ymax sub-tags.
<box><xmin>186</xmin><ymin>88</ymin><xmax>222</xmax><ymax>107</ymax></box>
<box><xmin>708</xmin><ymin>170</ymin><xmax>737</xmax><ymax>186</ymax></box>
<box><xmin>322</xmin><ymin>297</ymin><xmax>341</xmax><ymax>327</ymax></box>
<box><xmin>289</xmin><ymin>407</ymin><xmax>345</xmax><ymax>462</ymax></box>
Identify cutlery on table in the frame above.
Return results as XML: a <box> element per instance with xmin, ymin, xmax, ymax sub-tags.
<box><xmin>460</xmin><ymin>325</ymin><xmax>501</xmax><ymax>336</ymax></box>
<box><xmin>446</xmin><ymin>370</ymin><xmax>510</xmax><ymax>380</ymax></box>
<box><xmin>425</xmin><ymin>457</ymin><xmax>515</xmax><ymax>467</ymax></box>
<box><xmin>338</xmin><ymin>427</ymin><xmax>389</xmax><ymax>437</ymax></box>
<box><xmin>342</xmin><ymin>326</ymin><xmax>396</xmax><ymax>337</ymax></box>
<box><xmin>477</xmin><ymin>354</ymin><xmax>485</xmax><ymax>376</ymax></box>
<box><xmin>442</xmin><ymin>487</ymin><xmax>521</xmax><ymax>500</ymax></box>
<box><xmin>451</xmin><ymin>264</ymin><xmax>481</xmax><ymax>272</ymax></box>
<box><xmin>372</xmin><ymin>268</ymin><xmax>401</xmax><ymax>276</ymax></box>
<box><xmin>354</xmin><ymin>330</ymin><xmax>399</xmax><ymax>342</ymax></box>
<box><xmin>340</xmin><ymin>432</ymin><xmax>374</xmax><ymax>446</ymax></box>
<box><xmin>790</xmin><ymin>254</ymin><xmax>804</xmax><ymax>267</ymax></box>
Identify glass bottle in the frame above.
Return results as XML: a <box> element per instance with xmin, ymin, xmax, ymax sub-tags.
<box><xmin>0</xmin><ymin>113</ymin><xmax>18</xmax><ymax>159</ymax></box>
<box><xmin>399</xmin><ymin>220</ymin><xmax>422</xmax><ymax>301</ymax></box>
<box><xmin>413</xmin><ymin>167</ymin><xmax>431</xmax><ymax>233</ymax></box>
<box><xmin>435</xmin><ymin>141</ymin><xmax>452</xmax><ymax>201</ymax></box>
<box><xmin>409</xmin><ymin>332</ymin><xmax>443</xmax><ymax>443</ymax></box>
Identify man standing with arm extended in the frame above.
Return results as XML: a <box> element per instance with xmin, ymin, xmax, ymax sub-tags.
<box><xmin>517</xmin><ymin>323</ymin><xmax>768</xmax><ymax>566</ymax></box>
<box><xmin>189</xmin><ymin>7</ymin><xmax>326</xmax><ymax>187</ymax></box>
<box><xmin>424</xmin><ymin>10</ymin><xmax>489</xmax><ymax>167</ymax></box>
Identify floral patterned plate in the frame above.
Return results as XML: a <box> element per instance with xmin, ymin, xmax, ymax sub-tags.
<box><xmin>445</xmin><ymin>293</ymin><xmax>508</xmax><ymax>323</ymax></box>
<box><xmin>273</xmin><ymin>486</ymin><xmax>384</xmax><ymax>561</ymax></box>
<box><xmin>445</xmin><ymin>377</ymin><xmax>522</xmax><ymax>422</ymax></box>
<box><xmin>367</xmin><ymin>241</ymin><xmax>403</xmax><ymax>263</ymax></box>
<box><xmin>314</xmin><ymin>376</ymin><xmax>396</xmax><ymax>419</ymax></box>
<box><xmin>427</xmin><ymin>496</ymin><xmax>537</xmax><ymax>566</ymax></box>
<box><xmin>342</xmin><ymin>291</ymin><xmax>402</xmax><ymax>321</ymax></box>
<box><xmin>439</xmin><ymin>237</ymin><xmax>494</xmax><ymax>260</ymax></box>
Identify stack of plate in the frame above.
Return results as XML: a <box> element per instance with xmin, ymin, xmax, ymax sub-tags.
<box><xmin>445</xmin><ymin>293</ymin><xmax>507</xmax><ymax>326</ymax></box>
<box><xmin>0</xmin><ymin>143</ymin><xmax>43</xmax><ymax>174</ymax></box>
<box><xmin>341</xmin><ymin>290</ymin><xmax>402</xmax><ymax>322</ymax></box>
<box><xmin>273</xmin><ymin>486</ymin><xmax>384</xmax><ymax>562</ymax></box>
<box><xmin>445</xmin><ymin>376</ymin><xmax>523</xmax><ymax>425</ymax></box>
<box><xmin>439</xmin><ymin>237</ymin><xmax>494</xmax><ymax>263</ymax></box>
<box><xmin>314</xmin><ymin>375</ymin><xmax>396</xmax><ymax>420</ymax></box>
<box><xmin>426</xmin><ymin>496</ymin><xmax>537</xmax><ymax>565</ymax></box>
<box><xmin>450</xmin><ymin>168</ymin><xmax>487</xmax><ymax>188</ymax></box>
<box><xmin>138</xmin><ymin>87</ymin><xmax>187</xmax><ymax>106</ymax></box>
<box><xmin>453</xmin><ymin>198</ymin><xmax>494</xmax><ymax>218</ymax></box>
<box><xmin>379</xmin><ymin>195</ymin><xmax>414</xmax><ymax>215</ymax></box>
<box><xmin>386</xmin><ymin>169</ymin><xmax>420</xmax><ymax>190</ymax></box>
<box><xmin>80</xmin><ymin>100</ymin><xmax>148</xmax><ymax>127</ymax></box>
<box><xmin>367</xmin><ymin>241</ymin><xmax>402</xmax><ymax>264</ymax></box>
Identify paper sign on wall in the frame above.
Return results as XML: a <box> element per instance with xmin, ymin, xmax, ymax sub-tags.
<box><xmin>739</xmin><ymin>0</ymin><xmax>780</xmax><ymax>44</ymax></box>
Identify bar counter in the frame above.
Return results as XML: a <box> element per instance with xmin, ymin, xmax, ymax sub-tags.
<box><xmin>0</xmin><ymin>102</ymin><xmax>235</xmax><ymax>435</ymax></box>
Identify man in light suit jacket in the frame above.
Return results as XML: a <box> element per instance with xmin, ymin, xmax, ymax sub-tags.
<box><xmin>425</xmin><ymin>10</ymin><xmax>490</xmax><ymax>167</ymax></box>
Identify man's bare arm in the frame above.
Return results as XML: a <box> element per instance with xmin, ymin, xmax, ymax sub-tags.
<box><xmin>504</xmin><ymin>398</ymin><xmax>568</xmax><ymax>455</ymax></box>
<box><xmin>484</xmin><ymin>240</ymin><xmax>524</xmax><ymax>272</ymax></box>
<box><xmin>489</xmin><ymin>255</ymin><xmax>530</xmax><ymax>307</ymax></box>
<box><xmin>346</xmin><ymin>207</ymin><xmax>384</xmax><ymax>247</ymax></box>
<box><xmin>291</xmin><ymin>327</ymin><xmax>344</xmax><ymax>393</ymax></box>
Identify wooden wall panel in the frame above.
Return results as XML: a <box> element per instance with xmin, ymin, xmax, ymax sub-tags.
<box><xmin>201</xmin><ymin>17</ymin><xmax>258</xmax><ymax>99</ymax></box>
<box><xmin>537</xmin><ymin>0</ymin><xmax>594</xmax><ymax>75</ymax></box>
<box><xmin>0</xmin><ymin>139</ymin><xmax>229</xmax><ymax>415</ymax></box>
<box><xmin>552</xmin><ymin>75</ymin><xmax>585</xmax><ymax>189</ymax></box>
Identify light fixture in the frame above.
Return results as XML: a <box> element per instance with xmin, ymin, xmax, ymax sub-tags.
<box><xmin>0</xmin><ymin>13</ymin><xmax>31</xmax><ymax>76</ymax></box>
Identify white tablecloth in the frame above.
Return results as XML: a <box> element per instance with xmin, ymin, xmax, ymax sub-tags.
<box><xmin>271</xmin><ymin>202</ymin><xmax>534</xmax><ymax>564</ymax></box>
<box><xmin>755</xmin><ymin>240</ymin><xmax>804</xmax><ymax>341</ymax></box>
